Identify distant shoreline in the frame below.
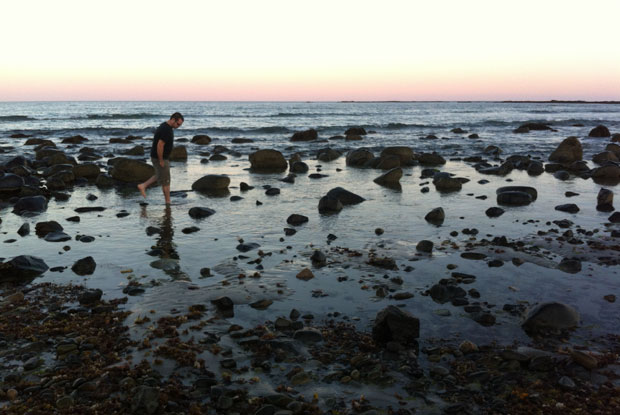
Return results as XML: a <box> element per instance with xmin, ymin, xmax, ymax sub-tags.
<box><xmin>0</xmin><ymin>99</ymin><xmax>619</xmax><ymax>104</ymax></box>
<box><xmin>340</xmin><ymin>100</ymin><xmax>620</xmax><ymax>104</ymax></box>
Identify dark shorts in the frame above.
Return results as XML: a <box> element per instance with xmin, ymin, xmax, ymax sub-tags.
<box><xmin>152</xmin><ymin>158</ymin><xmax>170</xmax><ymax>186</ymax></box>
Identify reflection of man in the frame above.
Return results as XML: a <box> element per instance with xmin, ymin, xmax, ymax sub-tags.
<box><xmin>138</xmin><ymin>112</ymin><xmax>184</xmax><ymax>204</ymax></box>
<box><xmin>158</xmin><ymin>206</ymin><xmax>178</xmax><ymax>260</ymax></box>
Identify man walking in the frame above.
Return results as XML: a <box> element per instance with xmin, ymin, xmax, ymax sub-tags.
<box><xmin>138</xmin><ymin>112</ymin><xmax>184</xmax><ymax>204</ymax></box>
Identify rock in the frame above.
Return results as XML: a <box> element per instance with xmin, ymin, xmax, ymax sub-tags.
<box><xmin>79</xmin><ymin>289</ymin><xmax>102</xmax><ymax>305</ymax></box>
<box><xmin>71</xmin><ymin>256</ymin><xmax>96</xmax><ymax>276</ymax></box>
<box><xmin>265</xmin><ymin>188</ymin><xmax>280</xmax><ymax>196</ymax></box>
<box><xmin>497</xmin><ymin>191</ymin><xmax>532</xmax><ymax>206</ymax></box>
<box><xmin>311</xmin><ymin>250</ymin><xmax>327</xmax><ymax>266</ymax></box>
<box><xmin>555</xmin><ymin>203</ymin><xmax>579</xmax><ymax>213</ymax></box>
<box><xmin>240</xmin><ymin>182</ymin><xmax>253</xmax><ymax>191</ymax></box>
<box><xmin>375</xmin><ymin>155</ymin><xmax>401</xmax><ymax>170</ymax></box>
<box><xmin>316</xmin><ymin>148</ymin><xmax>342</xmax><ymax>162</ymax></box>
<box><xmin>485</xmin><ymin>207</ymin><xmax>505</xmax><ymax>218</ymax></box>
<box><xmin>188</xmin><ymin>207</ymin><xmax>216</xmax><ymax>219</ymax></box>
<box><xmin>569</xmin><ymin>349</ymin><xmax>598</xmax><ymax>370</ymax></box>
<box><xmin>472</xmin><ymin>312</ymin><xmax>496</xmax><ymax>326</ymax></box>
<box><xmin>416</xmin><ymin>240</ymin><xmax>433</xmax><ymax>253</ymax></box>
<box><xmin>17</xmin><ymin>223</ymin><xmax>30</xmax><ymax>236</ymax></box>
<box><xmin>296</xmin><ymin>268</ymin><xmax>314</xmax><ymax>281</ymax></box>
<box><xmin>459</xmin><ymin>340</ymin><xmax>479</xmax><ymax>354</ymax></box>
<box><xmin>345</xmin><ymin>127</ymin><xmax>367</xmax><ymax>136</ymax></box>
<box><xmin>424</xmin><ymin>207</ymin><xmax>445</xmax><ymax>225</ymax></box>
<box><xmin>192</xmin><ymin>174</ymin><xmax>230</xmax><ymax>191</ymax></box>
<box><xmin>549</xmin><ymin>136</ymin><xmax>583</xmax><ymax>163</ymax></box>
<box><xmin>35</xmin><ymin>220</ymin><xmax>63</xmax><ymax>237</ymax></box>
<box><xmin>597</xmin><ymin>188</ymin><xmax>614</xmax><ymax>212</ymax></box>
<box><xmin>291</xmin><ymin>129</ymin><xmax>318</xmax><ymax>142</ymax></box>
<box><xmin>345</xmin><ymin>148</ymin><xmax>374</xmax><ymax>167</ymax></box>
<box><xmin>345</xmin><ymin>134</ymin><xmax>363</xmax><ymax>141</ymax></box>
<box><xmin>418</xmin><ymin>152</ymin><xmax>446</xmax><ymax>165</ymax></box>
<box><xmin>554</xmin><ymin>170</ymin><xmax>570</xmax><ymax>180</ymax></box>
<box><xmin>123</xmin><ymin>145</ymin><xmax>145</xmax><ymax>156</ymax></box>
<box><xmin>211</xmin><ymin>297</ymin><xmax>234</xmax><ymax>315</ymax></box>
<box><xmin>591</xmin><ymin>164</ymin><xmax>620</xmax><ymax>182</ymax></box>
<box><xmin>483</xmin><ymin>145</ymin><xmax>502</xmax><ymax>156</ymax></box>
<box><xmin>433</xmin><ymin>173</ymin><xmax>462</xmax><ymax>191</ymax></box>
<box><xmin>0</xmin><ymin>255</ymin><xmax>49</xmax><ymax>283</ymax></box>
<box><xmin>516</xmin><ymin>122</ymin><xmax>553</xmax><ymax>132</ymax></box>
<box><xmin>61</xmin><ymin>134</ymin><xmax>88</xmax><ymax>144</ymax></box>
<box><xmin>237</xmin><ymin>242</ymin><xmax>260</xmax><ymax>252</ymax></box>
<box><xmin>372</xmin><ymin>305</ymin><xmax>419</xmax><ymax>343</ymax></box>
<box><xmin>608</xmin><ymin>212</ymin><xmax>620</xmax><ymax>223</ymax></box>
<box><xmin>429</xmin><ymin>282</ymin><xmax>466</xmax><ymax>304</ymax></box>
<box><xmin>95</xmin><ymin>173</ymin><xmax>114</xmax><ymax>188</ymax></box>
<box><xmin>131</xmin><ymin>385</ymin><xmax>159</xmax><ymax>415</ymax></box>
<box><xmin>109</xmin><ymin>158</ymin><xmax>154</xmax><ymax>183</ymax></box>
<box><xmin>168</xmin><ymin>145</ymin><xmax>187</xmax><ymax>161</ymax></box>
<box><xmin>249</xmin><ymin>149</ymin><xmax>288</xmax><ymax>172</ymax></box>
<box><xmin>380</xmin><ymin>146</ymin><xmax>415</xmax><ymax>164</ymax></box>
<box><xmin>231</xmin><ymin>137</ymin><xmax>253</xmax><ymax>144</ymax></box>
<box><xmin>588</xmin><ymin>125</ymin><xmax>611</xmax><ymax>137</ymax></box>
<box><xmin>12</xmin><ymin>195</ymin><xmax>48</xmax><ymax>215</ymax></box>
<box><xmin>522</xmin><ymin>302</ymin><xmax>579</xmax><ymax>332</ymax></box>
<box><xmin>290</xmin><ymin>161</ymin><xmax>309</xmax><ymax>173</ymax></box>
<box><xmin>593</xmin><ymin>151</ymin><xmax>619</xmax><ymax>165</ymax></box>
<box><xmin>527</xmin><ymin>161</ymin><xmax>544</xmax><ymax>175</ymax></box>
<box><xmin>250</xmin><ymin>299</ymin><xmax>273</xmax><ymax>310</ymax></box>
<box><xmin>44</xmin><ymin>231</ymin><xmax>71</xmax><ymax>242</ymax></box>
<box><xmin>558</xmin><ymin>257</ymin><xmax>581</xmax><ymax>274</ymax></box>
<box><xmin>287</xmin><ymin>214</ymin><xmax>309</xmax><ymax>226</ymax></box>
<box><xmin>210</xmin><ymin>154</ymin><xmax>227</xmax><ymax>161</ymax></box>
<box><xmin>0</xmin><ymin>173</ymin><xmax>25</xmax><ymax>192</ymax></box>
<box><xmin>293</xmin><ymin>328</ymin><xmax>323</xmax><ymax>343</ymax></box>
<box><xmin>373</xmin><ymin>168</ymin><xmax>402</xmax><ymax>186</ymax></box>
<box><xmin>192</xmin><ymin>134</ymin><xmax>212</xmax><ymax>145</ymax></box>
<box><xmin>325</xmin><ymin>187</ymin><xmax>365</xmax><ymax>205</ymax></box>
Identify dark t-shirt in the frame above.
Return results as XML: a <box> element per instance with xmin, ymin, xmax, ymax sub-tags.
<box><xmin>150</xmin><ymin>122</ymin><xmax>174</xmax><ymax>159</ymax></box>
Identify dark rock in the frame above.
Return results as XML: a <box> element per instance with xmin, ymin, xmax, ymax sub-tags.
<box><xmin>109</xmin><ymin>158</ymin><xmax>154</xmax><ymax>183</ymax></box>
<box><xmin>237</xmin><ymin>242</ymin><xmax>260</xmax><ymax>252</ymax></box>
<box><xmin>497</xmin><ymin>191</ymin><xmax>532</xmax><ymax>206</ymax></box>
<box><xmin>485</xmin><ymin>207</ymin><xmax>505</xmax><ymax>218</ymax></box>
<box><xmin>374</xmin><ymin>168</ymin><xmax>403</xmax><ymax>187</ymax></box>
<box><xmin>72</xmin><ymin>256</ymin><xmax>96</xmax><ymax>275</ymax></box>
<box><xmin>182</xmin><ymin>226</ymin><xmax>200</xmax><ymax>234</ymax></box>
<box><xmin>189</xmin><ymin>207</ymin><xmax>216</xmax><ymax>219</ymax></box>
<box><xmin>169</xmin><ymin>145</ymin><xmax>188</xmax><ymax>161</ymax></box>
<box><xmin>265</xmin><ymin>188</ymin><xmax>280</xmax><ymax>196</ymax></box>
<box><xmin>0</xmin><ymin>173</ymin><xmax>25</xmax><ymax>192</ymax></box>
<box><xmin>290</xmin><ymin>161</ymin><xmax>309</xmax><ymax>173</ymax></box>
<box><xmin>522</xmin><ymin>302</ymin><xmax>579</xmax><ymax>332</ymax></box>
<box><xmin>240</xmin><ymin>182</ymin><xmax>254</xmax><ymax>191</ymax></box>
<box><xmin>287</xmin><ymin>214</ymin><xmax>309</xmax><ymax>226</ymax></box>
<box><xmin>17</xmin><ymin>223</ymin><xmax>30</xmax><ymax>236</ymax></box>
<box><xmin>418</xmin><ymin>152</ymin><xmax>446</xmax><ymax>165</ymax></box>
<box><xmin>416</xmin><ymin>240</ymin><xmax>433</xmax><ymax>253</ymax></box>
<box><xmin>588</xmin><ymin>125</ymin><xmax>611</xmax><ymax>137</ymax></box>
<box><xmin>249</xmin><ymin>149</ymin><xmax>288</xmax><ymax>172</ymax></box>
<box><xmin>325</xmin><ymin>187</ymin><xmax>364</xmax><ymax>205</ymax></box>
<box><xmin>0</xmin><ymin>255</ymin><xmax>49</xmax><ymax>283</ymax></box>
<box><xmin>291</xmin><ymin>129</ymin><xmax>318</xmax><ymax>142</ymax></box>
<box><xmin>380</xmin><ymin>146</ymin><xmax>415</xmax><ymax>164</ymax></box>
<box><xmin>35</xmin><ymin>221</ymin><xmax>63</xmax><ymax>237</ymax></box>
<box><xmin>345</xmin><ymin>127</ymin><xmax>367</xmax><ymax>136</ymax></box>
<box><xmin>293</xmin><ymin>328</ymin><xmax>323</xmax><ymax>343</ymax></box>
<box><xmin>608</xmin><ymin>212</ymin><xmax>620</xmax><ymax>223</ymax></box>
<box><xmin>345</xmin><ymin>148</ymin><xmax>374</xmax><ymax>167</ymax></box>
<box><xmin>192</xmin><ymin>175</ymin><xmax>230</xmax><ymax>191</ymax></box>
<box><xmin>558</xmin><ymin>257</ymin><xmax>581</xmax><ymax>274</ymax></box>
<box><xmin>554</xmin><ymin>170</ymin><xmax>570</xmax><ymax>180</ymax></box>
<box><xmin>74</xmin><ymin>207</ymin><xmax>106</xmax><ymax>213</ymax></box>
<box><xmin>318</xmin><ymin>196</ymin><xmax>343</xmax><ymax>214</ymax></box>
<box><xmin>424</xmin><ymin>207</ymin><xmax>445</xmax><ymax>225</ymax></box>
<box><xmin>597</xmin><ymin>188</ymin><xmax>614</xmax><ymax>211</ymax></box>
<box><xmin>12</xmin><ymin>195</ymin><xmax>48</xmax><ymax>215</ymax></box>
<box><xmin>311</xmin><ymin>250</ymin><xmax>327</xmax><ymax>266</ymax></box>
<box><xmin>549</xmin><ymin>136</ymin><xmax>583</xmax><ymax>163</ymax></box>
<box><xmin>192</xmin><ymin>135</ymin><xmax>211</xmax><ymax>145</ymax></box>
<box><xmin>316</xmin><ymin>148</ymin><xmax>342</xmax><ymax>162</ymax></box>
<box><xmin>433</xmin><ymin>173</ymin><xmax>462</xmax><ymax>191</ymax></box>
<box><xmin>555</xmin><ymin>204</ymin><xmax>579</xmax><ymax>214</ymax></box>
<box><xmin>527</xmin><ymin>161</ymin><xmax>544</xmax><ymax>175</ymax></box>
<box><xmin>372</xmin><ymin>305</ymin><xmax>420</xmax><ymax>343</ymax></box>
<box><xmin>78</xmin><ymin>289</ymin><xmax>102</xmax><ymax>305</ymax></box>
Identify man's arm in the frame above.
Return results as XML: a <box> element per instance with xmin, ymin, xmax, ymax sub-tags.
<box><xmin>157</xmin><ymin>140</ymin><xmax>165</xmax><ymax>167</ymax></box>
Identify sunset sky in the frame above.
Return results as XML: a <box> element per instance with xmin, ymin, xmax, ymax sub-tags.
<box><xmin>2</xmin><ymin>0</ymin><xmax>619</xmax><ymax>101</ymax></box>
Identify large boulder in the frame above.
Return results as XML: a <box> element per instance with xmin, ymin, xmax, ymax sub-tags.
<box><xmin>72</xmin><ymin>256</ymin><xmax>96</xmax><ymax>276</ymax></box>
<box><xmin>588</xmin><ymin>125</ymin><xmax>611</xmax><ymax>138</ymax></box>
<box><xmin>318</xmin><ymin>196</ymin><xmax>343</xmax><ymax>214</ymax></box>
<box><xmin>291</xmin><ymin>129</ymin><xmax>318</xmax><ymax>142</ymax></box>
<box><xmin>372</xmin><ymin>305</ymin><xmax>420</xmax><ymax>344</ymax></box>
<box><xmin>0</xmin><ymin>173</ymin><xmax>25</xmax><ymax>193</ymax></box>
<box><xmin>380</xmin><ymin>146</ymin><xmax>415</xmax><ymax>165</ymax></box>
<box><xmin>110</xmin><ymin>158</ymin><xmax>154</xmax><ymax>183</ymax></box>
<box><xmin>592</xmin><ymin>151</ymin><xmax>618</xmax><ymax>165</ymax></box>
<box><xmin>73</xmin><ymin>163</ymin><xmax>101</xmax><ymax>179</ymax></box>
<box><xmin>123</xmin><ymin>145</ymin><xmax>145</xmax><ymax>156</ymax></box>
<box><xmin>418</xmin><ymin>152</ymin><xmax>446</xmax><ymax>165</ymax></box>
<box><xmin>375</xmin><ymin>155</ymin><xmax>401</xmax><ymax>170</ymax></box>
<box><xmin>0</xmin><ymin>255</ymin><xmax>48</xmax><ymax>283</ymax></box>
<box><xmin>316</xmin><ymin>148</ymin><xmax>342</xmax><ymax>162</ymax></box>
<box><xmin>497</xmin><ymin>186</ymin><xmax>538</xmax><ymax>200</ymax></box>
<box><xmin>12</xmin><ymin>195</ymin><xmax>48</xmax><ymax>216</ymax></box>
<box><xmin>325</xmin><ymin>187</ymin><xmax>365</xmax><ymax>205</ymax></box>
<box><xmin>249</xmin><ymin>149</ymin><xmax>288</xmax><ymax>172</ymax></box>
<box><xmin>345</xmin><ymin>127</ymin><xmax>367</xmax><ymax>136</ymax></box>
<box><xmin>591</xmin><ymin>164</ymin><xmax>620</xmax><ymax>183</ymax></box>
<box><xmin>192</xmin><ymin>135</ymin><xmax>212</xmax><ymax>145</ymax></box>
<box><xmin>549</xmin><ymin>137</ymin><xmax>583</xmax><ymax>164</ymax></box>
<box><xmin>425</xmin><ymin>207</ymin><xmax>445</xmax><ymax>225</ymax></box>
<box><xmin>192</xmin><ymin>175</ymin><xmax>230</xmax><ymax>191</ymax></box>
<box><xmin>169</xmin><ymin>146</ymin><xmax>188</xmax><ymax>161</ymax></box>
<box><xmin>345</xmin><ymin>148</ymin><xmax>374</xmax><ymax>167</ymax></box>
<box><xmin>433</xmin><ymin>173</ymin><xmax>462</xmax><ymax>192</ymax></box>
<box><xmin>522</xmin><ymin>302</ymin><xmax>579</xmax><ymax>333</ymax></box>
<box><xmin>373</xmin><ymin>168</ymin><xmax>403</xmax><ymax>187</ymax></box>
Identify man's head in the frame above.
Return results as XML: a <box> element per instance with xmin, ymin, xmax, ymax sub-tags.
<box><xmin>169</xmin><ymin>112</ymin><xmax>184</xmax><ymax>128</ymax></box>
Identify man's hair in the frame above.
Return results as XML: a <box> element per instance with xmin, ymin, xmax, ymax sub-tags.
<box><xmin>170</xmin><ymin>112</ymin><xmax>184</xmax><ymax>121</ymax></box>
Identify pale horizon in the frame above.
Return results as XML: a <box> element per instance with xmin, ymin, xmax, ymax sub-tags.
<box><xmin>2</xmin><ymin>0</ymin><xmax>620</xmax><ymax>102</ymax></box>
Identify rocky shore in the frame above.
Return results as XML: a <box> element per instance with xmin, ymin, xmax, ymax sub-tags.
<box><xmin>1</xmin><ymin>123</ymin><xmax>620</xmax><ymax>414</ymax></box>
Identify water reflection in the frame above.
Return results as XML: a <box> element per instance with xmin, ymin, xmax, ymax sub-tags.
<box><xmin>142</xmin><ymin>205</ymin><xmax>189</xmax><ymax>280</ymax></box>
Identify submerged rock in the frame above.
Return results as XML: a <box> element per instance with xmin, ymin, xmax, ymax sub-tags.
<box><xmin>12</xmin><ymin>195</ymin><xmax>48</xmax><ymax>215</ymax></box>
<box><xmin>0</xmin><ymin>255</ymin><xmax>49</xmax><ymax>283</ymax></box>
<box><xmin>522</xmin><ymin>302</ymin><xmax>579</xmax><ymax>332</ymax></box>
<box><xmin>372</xmin><ymin>305</ymin><xmax>420</xmax><ymax>344</ymax></box>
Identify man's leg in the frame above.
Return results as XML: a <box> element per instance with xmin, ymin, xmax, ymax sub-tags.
<box><xmin>162</xmin><ymin>185</ymin><xmax>171</xmax><ymax>205</ymax></box>
<box><xmin>138</xmin><ymin>175</ymin><xmax>158</xmax><ymax>197</ymax></box>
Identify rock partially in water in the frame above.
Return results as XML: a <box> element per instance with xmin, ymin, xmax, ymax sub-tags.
<box><xmin>588</xmin><ymin>125</ymin><xmax>610</xmax><ymax>138</ymax></box>
<box><xmin>109</xmin><ymin>157</ymin><xmax>154</xmax><ymax>183</ymax></box>
<box><xmin>287</xmin><ymin>214</ymin><xmax>309</xmax><ymax>226</ymax></box>
<box><xmin>372</xmin><ymin>305</ymin><xmax>419</xmax><ymax>344</ymax></box>
<box><xmin>188</xmin><ymin>207</ymin><xmax>216</xmax><ymax>219</ymax></box>
<box><xmin>522</xmin><ymin>302</ymin><xmax>579</xmax><ymax>333</ymax></box>
<box><xmin>549</xmin><ymin>136</ymin><xmax>582</xmax><ymax>163</ymax></box>
<box><xmin>346</xmin><ymin>148</ymin><xmax>374</xmax><ymax>167</ymax></box>
<box><xmin>555</xmin><ymin>203</ymin><xmax>580</xmax><ymax>214</ymax></box>
<box><xmin>71</xmin><ymin>256</ymin><xmax>96</xmax><ymax>276</ymax></box>
<box><xmin>596</xmin><ymin>188</ymin><xmax>614</xmax><ymax>212</ymax></box>
<box><xmin>485</xmin><ymin>207</ymin><xmax>505</xmax><ymax>218</ymax></box>
<box><xmin>325</xmin><ymin>187</ymin><xmax>365</xmax><ymax>205</ymax></box>
<box><xmin>416</xmin><ymin>240</ymin><xmax>433</xmax><ymax>253</ymax></box>
<box><xmin>424</xmin><ymin>207</ymin><xmax>445</xmax><ymax>225</ymax></box>
<box><xmin>373</xmin><ymin>167</ymin><xmax>402</xmax><ymax>187</ymax></box>
<box><xmin>0</xmin><ymin>255</ymin><xmax>49</xmax><ymax>283</ymax></box>
<box><xmin>318</xmin><ymin>196</ymin><xmax>343</xmax><ymax>214</ymax></box>
<box><xmin>192</xmin><ymin>174</ymin><xmax>230</xmax><ymax>191</ymax></box>
<box><xmin>249</xmin><ymin>149</ymin><xmax>288</xmax><ymax>172</ymax></box>
<box><xmin>12</xmin><ymin>195</ymin><xmax>48</xmax><ymax>216</ymax></box>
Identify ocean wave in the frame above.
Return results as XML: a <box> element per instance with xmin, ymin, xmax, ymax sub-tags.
<box><xmin>83</xmin><ymin>113</ymin><xmax>160</xmax><ymax>120</ymax></box>
<box><xmin>0</xmin><ymin>115</ymin><xmax>34</xmax><ymax>122</ymax></box>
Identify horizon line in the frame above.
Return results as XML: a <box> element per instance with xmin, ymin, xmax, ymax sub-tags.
<box><xmin>1</xmin><ymin>99</ymin><xmax>619</xmax><ymax>104</ymax></box>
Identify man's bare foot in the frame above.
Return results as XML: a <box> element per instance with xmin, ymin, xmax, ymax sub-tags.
<box><xmin>137</xmin><ymin>184</ymin><xmax>147</xmax><ymax>198</ymax></box>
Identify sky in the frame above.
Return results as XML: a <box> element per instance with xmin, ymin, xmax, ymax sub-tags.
<box><xmin>1</xmin><ymin>0</ymin><xmax>619</xmax><ymax>101</ymax></box>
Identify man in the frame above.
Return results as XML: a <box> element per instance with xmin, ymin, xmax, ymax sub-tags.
<box><xmin>138</xmin><ymin>112</ymin><xmax>184</xmax><ymax>204</ymax></box>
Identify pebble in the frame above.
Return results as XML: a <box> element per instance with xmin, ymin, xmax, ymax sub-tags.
<box><xmin>7</xmin><ymin>389</ymin><xmax>18</xmax><ymax>401</ymax></box>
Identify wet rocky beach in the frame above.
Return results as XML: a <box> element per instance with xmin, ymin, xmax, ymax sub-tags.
<box><xmin>1</xmin><ymin>116</ymin><xmax>620</xmax><ymax>414</ymax></box>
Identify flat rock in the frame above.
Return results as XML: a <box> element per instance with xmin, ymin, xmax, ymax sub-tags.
<box><xmin>522</xmin><ymin>302</ymin><xmax>579</xmax><ymax>332</ymax></box>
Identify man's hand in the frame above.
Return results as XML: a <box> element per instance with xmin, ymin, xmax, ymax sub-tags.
<box><xmin>159</xmin><ymin>159</ymin><xmax>165</xmax><ymax>168</ymax></box>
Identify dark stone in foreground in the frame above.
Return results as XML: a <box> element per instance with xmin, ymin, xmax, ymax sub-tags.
<box><xmin>74</xmin><ymin>207</ymin><xmax>106</xmax><ymax>213</ymax></box>
<box><xmin>236</xmin><ymin>243</ymin><xmax>260</xmax><ymax>252</ymax></box>
<box><xmin>485</xmin><ymin>207</ymin><xmax>505</xmax><ymax>218</ymax></box>
<box><xmin>522</xmin><ymin>302</ymin><xmax>579</xmax><ymax>333</ymax></box>
<box><xmin>287</xmin><ymin>214</ymin><xmax>309</xmax><ymax>226</ymax></box>
<box><xmin>0</xmin><ymin>255</ymin><xmax>49</xmax><ymax>283</ymax></box>
<box><xmin>72</xmin><ymin>256</ymin><xmax>96</xmax><ymax>276</ymax></box>
<box><xmin>12</xmin><ymin>195</ymin><xmax>48</xmax><ymax>216</ymax></box>
<box><xmin>318</xmin><ymin>196</ymin><xmax>343</xmax><ymax>214</ymax></box>
<box><xmin>588</xmin><ymin>125</ymin><xmax>610</xmax><ymax>138</ymax></box>
<box><xmin>555</xmin><ymin>204</ymin><xmax>580</xmax><ymax>214</ymax></box>
<box><xmin>188</xmin><ymin>207</ymin><xmax>216</xmax><ymax>219</ymax></box>
<box><xmin>79</xmin><ymin>289</ymin><xmax>103</xmax><ymax>305</ymax></box>
<box><xmin>372</xmin><ymin>305</ymin><xmax>420</xmax><ymax>344</ymax></box>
